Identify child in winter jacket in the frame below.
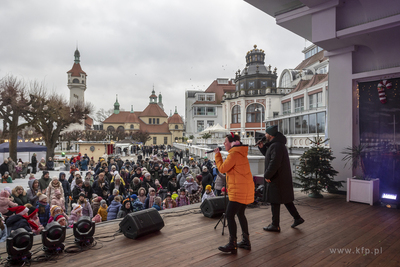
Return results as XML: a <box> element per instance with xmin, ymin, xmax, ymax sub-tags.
<box><xmin>26</xmin><ymin>207</ymin><xmax>43</xmax><ymax>235</ymax></box>
<box><xmin>107</xmin><ymin>195</ymin><xmax>122</xmax><ymax>221</ymax></box>
<box><xmin>98</xmin><ymin>200</ymin><xmax>108</xmax><ymax>222</ymax></box>
<box><xmin>176</xmin><ymin>189</ymin><xmax>190</xmax><ymax>207</ymax></box>
<box><xmin>1</xmin><ymin>172</ymin><xmax>12</xmax><ymax>183</ymax></box>
<box><xmin>51</xmin><ymin>189</ymin><xmax>65</xmax><ymax>212</ymax></box>
<box><xmin>48</xmin><ymin>205</ymin><xmax>67</xmax><ymax>224</ymax></box>
<box><xmin>69</xmin><ymin>203</ymin><xmax>83</xmax><ymax>225</ymax></box>
<box><xmin>152</xmin><ymin>197</ymin><xmax>162</xmax><ymax>211</ymax></box>
<box><xmin>36</xmin><ymin>193</ymin><xmax>50</xmax><ymax>227</ymax></box>
<box><xmin>46</xmin><ymin>177</ymin><xmax>64</xmax><ymax>202</ymax></box>
<box><xmin>77</xmin><ymin>192</ymin><xmax>93</xmax><ymax>219</ymax></box>
<box><xmin>162</xmin><ymin>193</ymin><xmax>177</xmax><ymax>209</ymax></box>
<box><xmin>0</xmin><ymin>190</ymin><xmax>18</xmax><ymax>217</ymax></box>
<box><xmin>201</xmin><ymin>185</ymin><xmax>215</xmax><ymax>203</ymax></box>
<box><xmin>91</xmin><ymin>196</ymin><xmax>102</xmax><ymax>216</ymax></box>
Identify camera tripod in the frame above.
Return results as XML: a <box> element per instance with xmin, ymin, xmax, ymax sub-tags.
<box><xmin>214</xmin><ymin>182</ymin><xmax>228</xmax><ymax>235</ymax></box>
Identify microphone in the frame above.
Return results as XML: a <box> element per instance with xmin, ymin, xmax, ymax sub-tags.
<box><xmin>205</xmin><ymin>147</ymin><xmax>222</xmax><ymax>154</ymax></box>
<box><xmin>254</xmin><ymin>136</ymin><xmax>267</xmax><ymax>147</ymax></box>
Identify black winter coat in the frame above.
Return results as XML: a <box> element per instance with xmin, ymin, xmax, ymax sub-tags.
<box><xmin>259</xmin><ymin>132</ymin><xmax>294</xmax><ymax>204</ymax></box>
<box><xmin>141</xmin><ymin>179</ymin><xmax>155</xmax><ymax>192</ymax></box>
<box><xmin>6</xmin><ymin>215</ymin><xmax>31</xmax><ymax>234</ymax></box>
<box><xmin>92</xmin><ymin>180</ymin><xmax>109</xmax><ymax>198</ymax></box>
<box><xmin>0</xmin><ymin>163</ymin><xmax>8</xmax><ymax>176</ymax></box>
<box><xmin>109</xmin><ymin>182</ymin><xmax>126</xmax><ymax>197</ymax></box>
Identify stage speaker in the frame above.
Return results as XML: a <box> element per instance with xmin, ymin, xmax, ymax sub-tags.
<box><xmin>119</xmin><ymin>208</ymin><xmax>164</xmax><ymax>239</ymax></box>
<box><xmin>200</xmin><ymin>196</ymin><xmax>229</xmax><ymax>218</ymax></box>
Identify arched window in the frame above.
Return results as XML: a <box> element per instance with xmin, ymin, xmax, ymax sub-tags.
<box><xmin>73</xmin><ymin>78</ymin><xmax>79</xmax><ymax>83</ymax></box>
<box><xmin>280</xmin><ymin>71</ymin><xmax>291</xmax><ymax>88</ymax></box>
<box><xmin>130</xmin><ymin>124</ymin><xmax>134</xmax><ymax>129</ymax></box>
<box><xmin>107</xmin><ymin>126</ymin><xmax>115</xmax><ymax>132</ymax></box>
<box><xmin>175</xmin><ymin>125</ymin><xmax>178</xmax><ymax>130</ymax></box>
<box><xmin>117</xmin><ymin>126</ymin><xmax>125</xmax><ymax>132</ymax></box>
<box><xmin>246</xmin><ymin>103</ymin><xmax>265</xmax><ymax>123</ymax></box>
<box><xmin>231</xmin><ymin>105</ymin><xmax>241</xmax><ymax>124</ymax></box>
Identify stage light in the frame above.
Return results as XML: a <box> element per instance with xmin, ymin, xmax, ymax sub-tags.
<box><xmin>42</xmin><ymin>221</ymin><xmax>66</xmax><ymax>254</ymax></box>
<box><xmin>381</xmin><ymin>193</ymin><xmax>400</xmax><ymax>209</ymax></box>
<box><xmin>73</xmin><ymin>216</ymin><xmax>95</xmax><ymax>245</ymax></box>
<box><xmin>6</xmin><ymin>228</ymin><xmax>33</xmax><ymax>265</ymax></box>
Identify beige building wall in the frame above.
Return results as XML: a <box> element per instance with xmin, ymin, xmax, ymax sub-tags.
<box><xmin>147</xmin><ymin>134</ymin><xmax>172</xmax><ymax>146</ymax></box>
<box><xmin>139</xmin><ymin>117</ymin><xmax>168</xmax><ymax>124</ymax></box>
<box><xmin>78</xmin><ymin>143</ymin><xmax>108</xmax><ymax>160</ymax></box>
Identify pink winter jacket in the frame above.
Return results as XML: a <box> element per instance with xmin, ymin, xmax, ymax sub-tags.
<box><xmin>51</xmin><ymin>195</ymin><xmax>65</xmax><ymax>211</ymax></box>
<box><xmin>0</xmin><ymin>190</ymin><xmax>18</xmax><ymax>215</ymax></box>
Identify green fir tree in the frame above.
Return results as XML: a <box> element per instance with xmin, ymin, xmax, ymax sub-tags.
<box><xmin>296</xmin><ymin>137</ymin><xmax>342</xmax><ymax>198</ymax></box>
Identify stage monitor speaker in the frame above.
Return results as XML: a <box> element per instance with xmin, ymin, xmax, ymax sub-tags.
<box><xmin>200</xmin><ymin>196</ymin><xmax>229</xmax><ymax>218</ymax></box>
<box><xmin>119</xmin><ymin>208</ymin><xmax>164</xmax><ymax>239</ymax></box>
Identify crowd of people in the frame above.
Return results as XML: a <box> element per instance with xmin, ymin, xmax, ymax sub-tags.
<box><xmin>0</xmin><ymin>148</ymin><xmax>226</xmax><ymax>242</ymax></box>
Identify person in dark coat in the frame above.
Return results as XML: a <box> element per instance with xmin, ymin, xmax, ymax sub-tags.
<box><xmin>46</xmin><ymin>157</ymin><xmax>54</xmax><ymax>171</ymax></box>
<box><xmin>200</xmin><ymin>166</ymin><xmax>213</xmax><ymax>194</ymax></box>
<box><xmin>38</xmin><ymin>171</ymin><xmax>51</xmax><ymax>193</ymax></box>
<box><xmin>0</xmin><ymin>160</ymin><xmax>9</xmax><ymax>177</ymax></box>
<box><xmin>141</xmin><ymin>173</ymin><xmax>155</xmax><ymax>193</ymax></box>
<box><xmin>258</xmin><ymin>125</ymin><xmax>304</xmax><ymax>232</ymax></box>
<box><xmin>92</xmin><ymin>173</ymin><xmax>109</xmax><ymax>199</ymax></box>
<box><xmin>31</xmin><ymin>153</ymin><xmax>38</xmax><ymax>174</ymax></box>
<box><xmin>59</xmin><ymin>172</ymin><xmax>70</xmax><ymax>211</ymax></box>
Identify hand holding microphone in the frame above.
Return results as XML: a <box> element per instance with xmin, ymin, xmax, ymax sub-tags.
<box><xmin>205</xmin><ymin>147</ymin><xmax>222</xmax><ymax>154</ymax></box>
<box><xmin>255</xmin><ymin>136</ymin><xmax>267</xmax><ymax>148</ymax></box>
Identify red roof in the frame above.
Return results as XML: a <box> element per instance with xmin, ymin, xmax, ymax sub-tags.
<box><xmin>287</xmin><ymin>74</ymin><xmax>328</xmax><ymax>96</ymax></box>
<box><xmin>140</xmin><ymin>103</ymin><xmax>168</xmax><ymax>117</ymax></box>
<box><xmin>168</xmin><ymin>113</ymin><xmax>184</xmax><ymax>124</ymax></box>
<box><xmin>204</xmin><ymin>80</ymin><xmax>236</xmax><ymax>104</ymax></box>
<box><xmin>85</xmin><ymin>116</ymin><xmax>93</xmax><ymax>126</ymax></box>
<box><xmin>67</xmin><ymin>63</ymin><xmax>86</xmax><ymax>77</ymax></box>
<box><xmin>103</xmin><ymin>111</ymin><xmax>141</xmax><ymax>123</ymax></box>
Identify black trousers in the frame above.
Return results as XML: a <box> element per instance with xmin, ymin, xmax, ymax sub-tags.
<box><xmin>226</xmin><ymin>201</ymin><xmax>249</xmax><ymax>239</ymax></box>
<box><xmin>271</xmin><ymin>202</ymin><xmax>300</xmax><ymax>227</ymax></box>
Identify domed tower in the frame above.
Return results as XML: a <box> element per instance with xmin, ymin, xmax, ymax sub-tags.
<box><xmin>114</xmin><ymin>94</ymin><xmax>120</xmax><ymax>114</ymax></box>
<box><xmin>149</xmin><ymin>86</ymin><xmax>158</xmax><ymax>104</ymax></box>
<box><xmin>158</xmin><ymin>92</ymin><xmax>164</xmax><ymax>110</ymax></box>
<box><xmin>234</xmin><ymin>45</ymin><xmax>278</xmax><ymax>94</ymax></box>
<box><xmin>67</xmin><ymin>48</ymin><xmax>87</xmax><ymax>106</ymax></box>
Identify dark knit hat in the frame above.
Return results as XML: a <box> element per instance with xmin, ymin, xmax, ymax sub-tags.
<box><xmin>265</xmin><ymin>125</ymin><xmax>278</xmax><ymax>136</ymax></box>
<box><xmin>79</xmin><ymin>192</ymin><xmax>86</xmax><ymax>198</ymax></box>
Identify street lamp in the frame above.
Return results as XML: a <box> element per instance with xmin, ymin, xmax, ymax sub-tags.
<box><xmin>241</xmin><ymin>131</ymin><xmax>246</xmax><ymax>138</ymax></box>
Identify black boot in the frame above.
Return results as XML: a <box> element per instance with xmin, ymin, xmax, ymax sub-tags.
<box><xmin>237</xmin><ymin>233</ymin><xmax>251</xmax><ymax>250</ymax></box>
<box><xmin>218</xmin><ymin>236</ymin><xmax>237</xmax><ymax>254</ymax></box>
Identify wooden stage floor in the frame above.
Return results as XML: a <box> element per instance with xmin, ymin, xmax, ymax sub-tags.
<box><xmin>1</xmin><ymin>191</ymin><xmax>400</xmax><ymax>267</ymax></box>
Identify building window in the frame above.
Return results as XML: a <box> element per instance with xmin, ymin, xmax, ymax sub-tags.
<box><xmin>149</xmin><ymin>118</ymin><xmax>151</xmax><ymax>124</ymax></box>
<box><xmin>280</xmin><ymin>72</ymin><xmax>291</xmax><ymax>88</ymax></box>
<box><xmin>206</xmin><ymin>95</ymin><xmax>215</xmax><ymax>101</ymax></box>
<box><xmin>153</xmin><ymin>137</ymin><xmax>157</xmax><ymax>144</ymax></box>
<box><xmin>294</xmin><ymin>98</ymin><xmax>304</xmax><ymax>113</ymax></box>
<box><xmin>302</xmin><ymin>115</ymin><xmax>308</xmax><ymax>134</ymax></box>
<box><xmin>175</xmin><ymin>125</ymin><xmax>178</xmax><ymax>130</ymax></box>
<box><xmin>273</xmin><ymin>112</ymin><xmax>279</xmax><ymax>118</ymax></box>
<box><xmin>164</xmin><ymin>137</ymin><xmax>168</xmax><ymax>144</ymax></box>
<box><xmin>317</xmin><ymin>112</ymin><xmax>325</xmax><ymax>133</ymax></box>
<box><xmin>261</xmin><ymin>81</ymin><xmax>268</xmax><ymax>89</ymax></box>
<box><xmin>117</xmin><ymin>126</ymin><xmax>125</xmax><ymax>132</ymax></box>
<box><xmin>246</xmin><ymin>103</ymin><xmax>265</xmax><ymax>123</ymax></box>
<box><xmin>232</xmin><ymin>105</ymin><xmax>241</xmax><ymax>124</ymax></box>
<box><xmin>153</xmin><ymin>118</ymin><xmax>156</xmax><ymax>124</ymax></box>
<box><xmin>309</xmin><ymin>113</ymin><xmax>316</xmax><ymax>133</ymax></box>
<box><xmin>107</xmin><ymin>126</ymin><xmax>115</xmax><ymax>132</ymax></box>
<box><xmin>197</xmin><ymin>121</ymin><xmax>204</xmax><ymax>132</ymax></box>
<box><xmin>157</xmin><ymin>118</ymin><xmax>159</xmax><ymax>124</ymax></box>
<box><xmin>295</xmin><ymin>116</ymin><xmax>301</xmax><ymax>134</ymax></box>
<box><xmin>198</xmin><ymin>94</ymin><xmax>205</xmax><ymax>101</ymax></box>
<box><xmin>309</xmin><ymin>92</ymin><xmax>323</xmax><ymax>109</ymax></box>
<box><xmin>282</xmin><ymin>102</ymin><xmax>291</xmax><ymax>114</ymax></box>
<box><xmin>206</xmin><ymin>107</ymin><xmax>215</xmax><ymax>115</ymax></box>
<box><xmin>130</xmin><ymin>124</ymin><xmax>134</xmax><ymax>129</ymax></box>
<box><xmin>207</xmin><ymin>120</ymin><xmax>214</xmax><ymax>127</ymax></box>
<box><xmin>248</xmin><ymin>81</ymin><xmax>255</xmax><ymax>89</ymax></box>
<box><xmin>72</xmin><ymin>78</ymin><xmax>79</xmax><ymax>83</ymax></box>
<box><xmin>289</xmin><ymin>117</ymin><xmax>295</xmax><ymax>134</ymax></box>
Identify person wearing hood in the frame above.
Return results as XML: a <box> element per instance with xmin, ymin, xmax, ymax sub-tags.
<box><xmin>215</xmin><ymin>133</ymin><xmax>254</xmax><ymax>254</ymax></box>
<box><xmin>27</xmin><ymin>179</ymin><xmax>40</xmax><ymax>205</ymax></box>
<box><xmin>0</xmin><ymin>190</ymin><xmax>18</xmax><ymax>217</ymax></box>
<box><xmin>150</xmin><ymin>163</ymin><xmax>162</xmax><ymax>182</ymax></box>
<box><xmin>144</xmin><ymin>187</ymin><xmax>156</xmax><ymax>209</ymax></box>
<box><xmin>51</xmin><ymin>189</ymin><xmax>65</xmax><ymax>212</ymax></box>
<box><xmin>5</xmin><ymin>207</ymin><xmax>31</xmax><ymax>235</ymax></box>
<box><xmin>159</xmin><ymin>168</ymin><xmax>169</xmax><ymax>189</ymax></box>
<box><xmin>107</xmin><ymin>195</ymin><xmax>122</xmax><ymax>221</ymax></box>
<box><xmin>46</xmin><ymin>177</ymin><xmax>64</xmax><ymax>202</ymax></box>
<box><xmin>109</xmin><ymin>175</ymin><xmax>126</xmax><ymax>197</ymax></box>
<box><xmin>202</xmin><ymin>185</ymin><xmax>216</xmax><ymax>202</ymax></box>
<box><xmin>70</xmin><ymin>171</ymin><xmax>82</xmax><ymax>191</ymax></box>
<box><xmin>258</xmin><ymin>125</ymin><xmax>304</xmax><ymax>233</ymax></box>
<box><xmin>1</xmin><ymin>172</ymin><xmax>12</xmax><ymax>183</ymax></box>
<box><xmin>38</xmin><ymin>157</ymin><xmax>46</xmax><ymax>171</ymax></box>
<box><xmin>177</xmin><ymin>165</ymin><xmax>190</xmax><ymax>188</ymax></box>
<box><xmin>12</xmin><ymin>186</ymin><xmax>29</xmax><ymax>206</ymax></box>
<box><xmin>91</xmin><ymin>195</ymin><xmax>102</xmax><ymax>216</ymax></box>
<box><xmin>59</xmin><ymin>172</ymin><xmax>70</xmax><ymax>211</ymax></box>
<box><xmin>38</xmin><ymin>171</ymin><xmax>51</xmax><ymax>193</ymax></box>
<box><xmin>200</xmin><ymin>166</ymin><xmax>213</xmax><ymax>194</ymax></box>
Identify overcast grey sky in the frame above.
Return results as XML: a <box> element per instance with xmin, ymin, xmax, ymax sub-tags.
<box><xmin>0</xmin><ymin>0</ymin><xmax>306</xmax><ymax>121</ymax></box>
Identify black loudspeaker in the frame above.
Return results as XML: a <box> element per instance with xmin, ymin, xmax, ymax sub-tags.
<box><xmin>119</xmin><ymin>208</ymin><xmax>164</xmax><ymax>239</ymax></box>
<box><xmin>200</xmin><ymin>196</ymin><xmax>229</xmax><ymax>218</ymax></box>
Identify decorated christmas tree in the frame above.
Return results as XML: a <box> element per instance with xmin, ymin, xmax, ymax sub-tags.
<box><xmin>296</xmin><ymin>137</ymin><xmax>342</xmax><ymax>198</ymax></box>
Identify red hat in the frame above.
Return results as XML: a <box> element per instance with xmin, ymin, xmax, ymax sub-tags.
<box><xmin>97</xmin><ymin>196</ymin><xmax>103</xmax><ymax>202</ymax></box>
<box><xmin>221</xmin><ymin>187</ymin><xmax>226</xmax><ymax>192</ymax></box>
<box><xmin>55</xmin><ymin>214</ymin><xmax>66</xmax><ymax>224</ymax></box>
<box><xmin>8</xmin><ymin>206</ymin><xmax>29</xmax><ymax>216</ymax></box>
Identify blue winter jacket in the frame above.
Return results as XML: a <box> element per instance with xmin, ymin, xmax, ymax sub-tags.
<box><xmin>131</xmin><ymin>199</ymin><xmax>144</xmax><ymax>212</ymax></box>
<box><xmin>37</xmin><ymin>202</ymin><xmax>51</xmax><ymax>227</ymax></box>
<box><xmin>106</xmin><ymin>200</ymin><xmax>122</xmax><ymax>221</ymax></box>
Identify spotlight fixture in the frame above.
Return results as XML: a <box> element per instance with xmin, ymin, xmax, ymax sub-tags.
<box><xmin>6</xmin><ymin>228</ymin><xmax>34</xmax><ymax>265</ymax></box>
<box><xmin>42</xmin><ymin>221</ymin><xmax>66</xmax><ymax>253</ymax></box>
<box><xmin>381</xmin><ymin>193</ymin><xmax>400</xmax><ymax>209</ymax></box>
<box><xmin>73</xmin><ymin>216</ymin><xmax>95</xmax><ymax>245</ymax></box>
